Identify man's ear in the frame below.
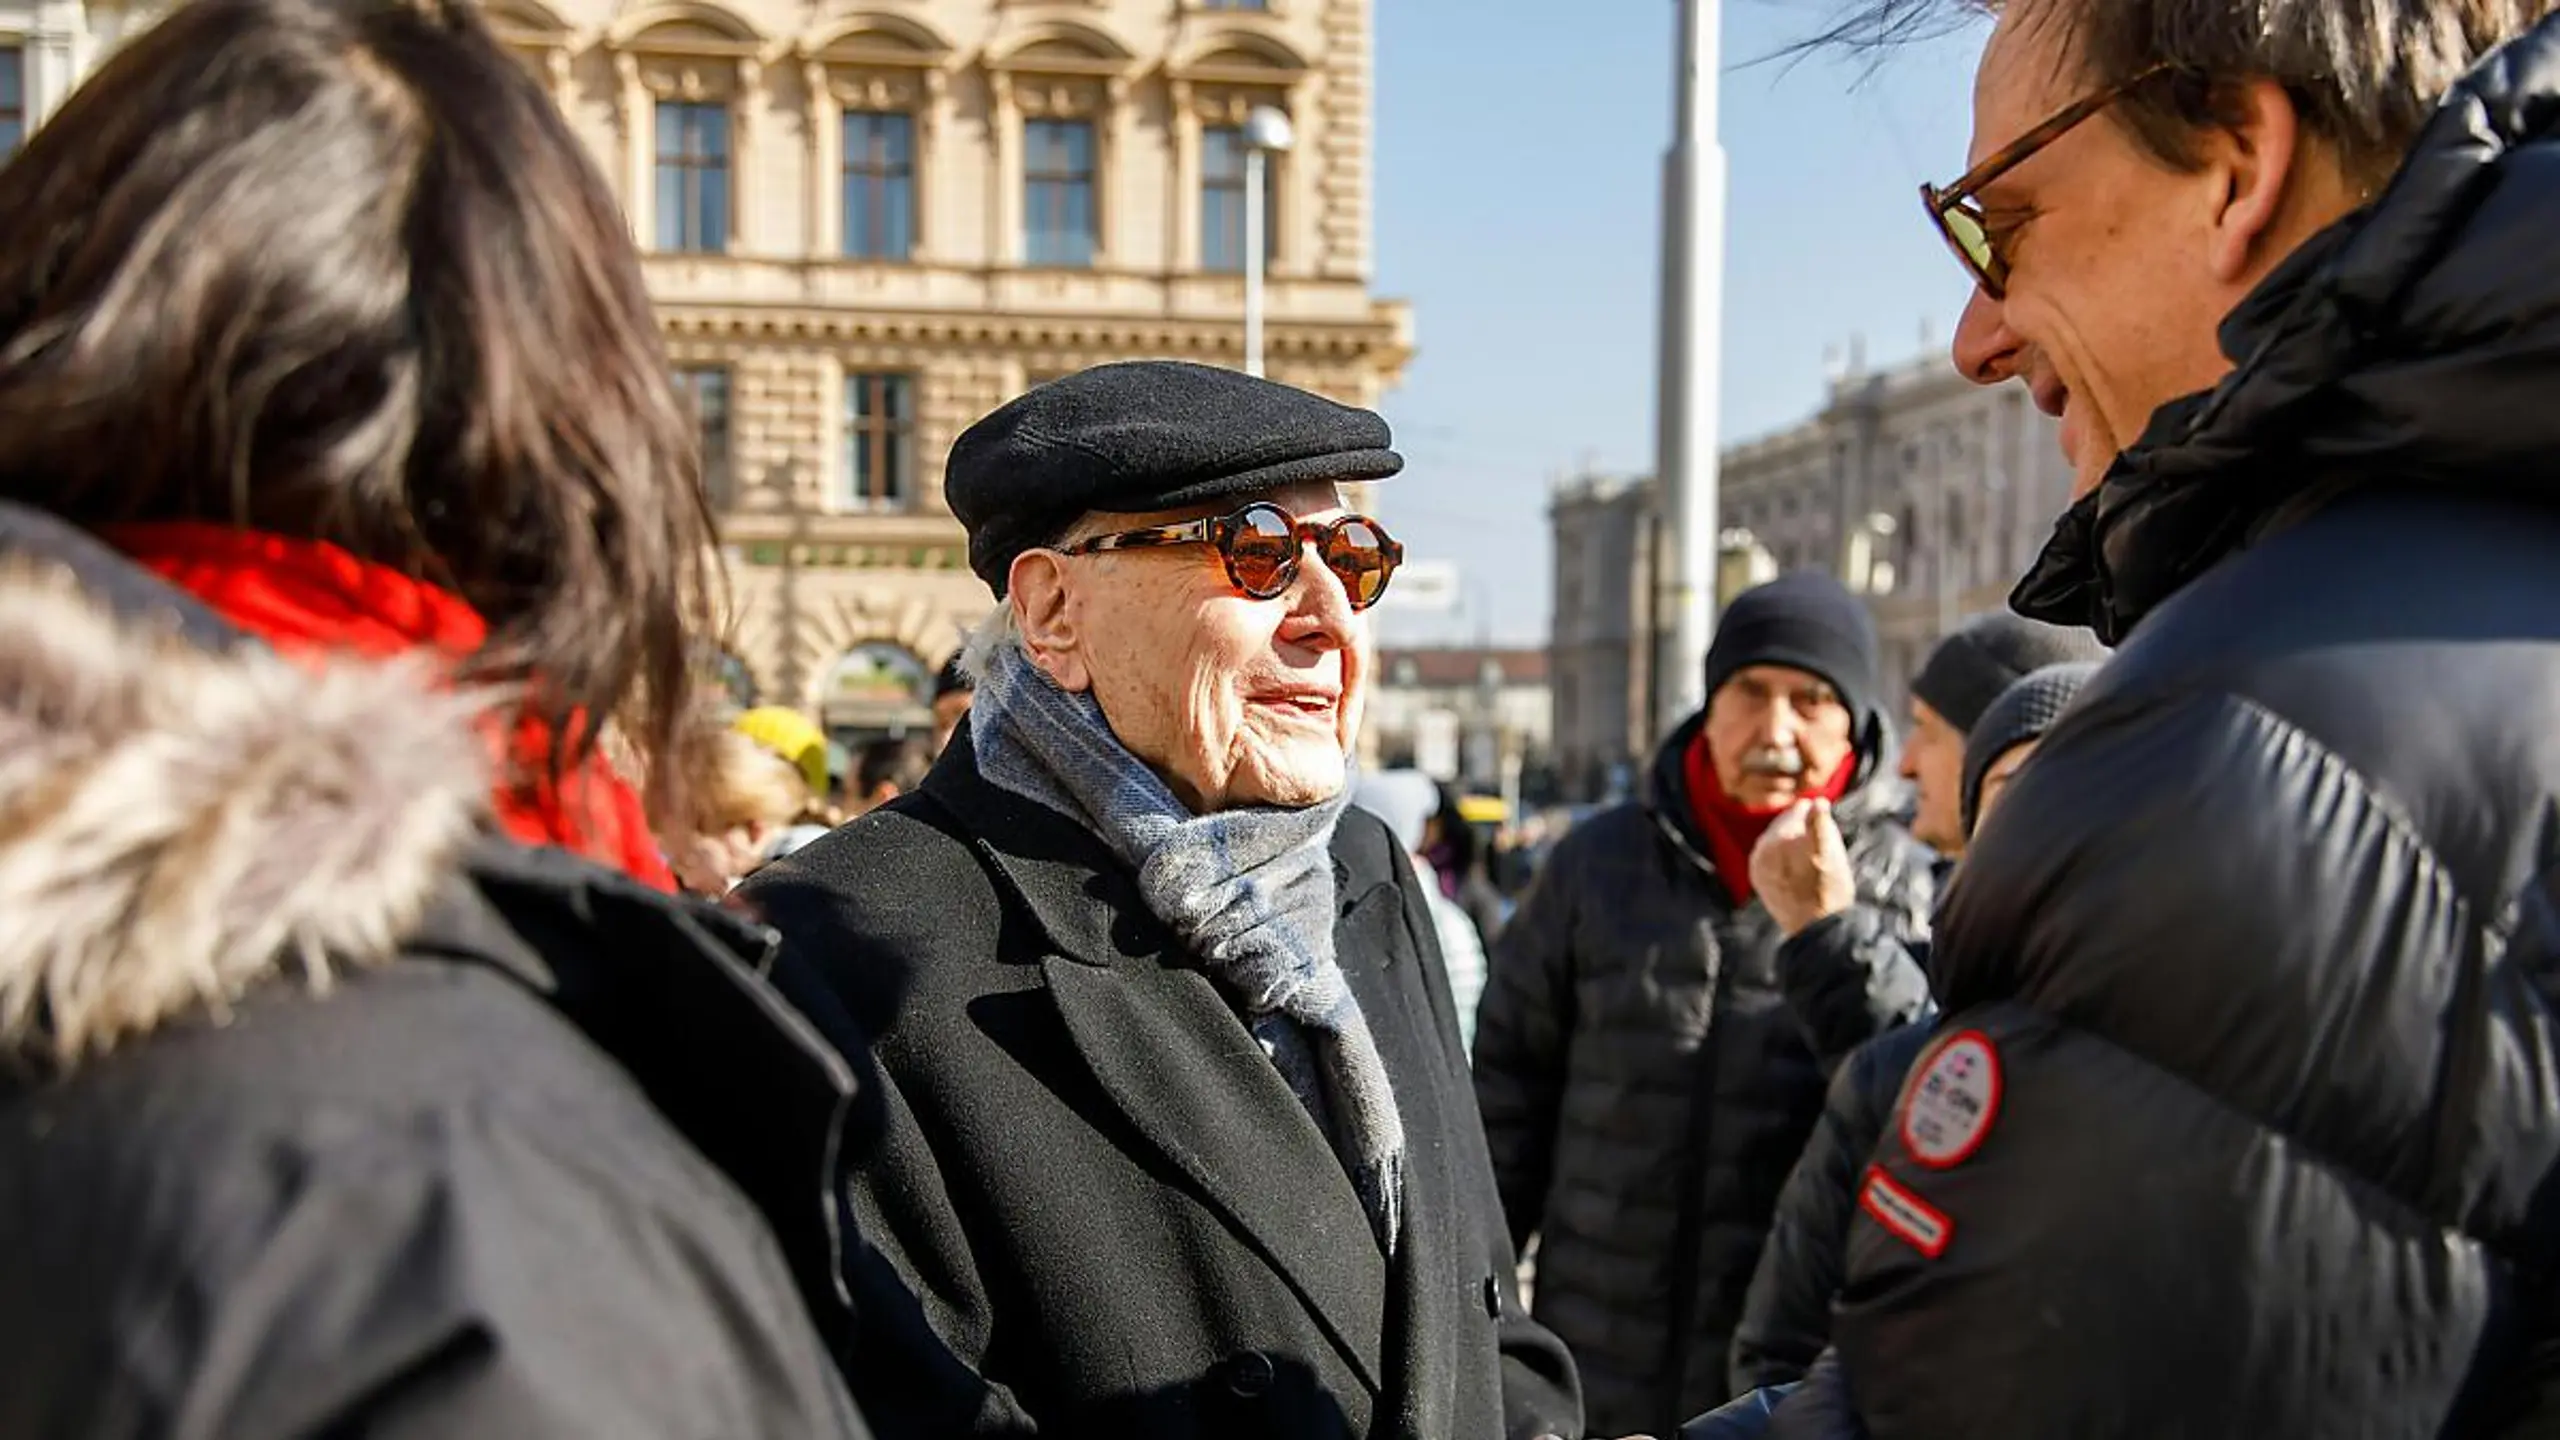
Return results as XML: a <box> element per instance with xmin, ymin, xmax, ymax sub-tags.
<box><xmin>1008</xmin><ymin>550</ymin><xmax>1092</xmax><ymax>693</ymax></box>
<box><xmin>2200</xmin><ymin>76</ymin><xmax>2305</xmax><ymax>286</ymax></box>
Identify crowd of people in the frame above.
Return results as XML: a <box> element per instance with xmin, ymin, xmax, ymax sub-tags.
<box><xmin>8</xmin><ymin>0</ymin><xmax>2560</xmax><ymax>1435</ymax></box>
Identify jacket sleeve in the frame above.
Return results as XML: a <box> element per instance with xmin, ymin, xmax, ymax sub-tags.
<box><xmin>1764</xmin><ymin>1352</ymin><xmax>1871</xmax><ymax>1440</ymax></box>
<box><xmin>833</xmin><ymin>1070</ymin><xmax>1045</xmax><ymax>1437</ymax></box>
<box><xmin>1776</xmin><ymin>909</ymin><xmax>1933</xmax><ymax>1073</ymax></box>
<box><xmin>747</xmin><ymin>871</ymin><xmax>1042</xmax><ymax>1438</ymax></box>
<box><xmin>168</xmin><ymin>1121</ymin><xmax>871</xmax><ymax>1439</ymax></box>
<box><xmin>1470</xmin><ymin>831</ymin><xmax>1584</xmax><ymax>1250</ymax></box>
<box><xmin>1728</xmin><ymin>1022</ymin><xmax>1930</xmax><ymax>1392</ymax></box>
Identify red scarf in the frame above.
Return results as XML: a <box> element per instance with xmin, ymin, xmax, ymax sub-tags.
<box><xmin>1683</xmin><ymin>728</ymin><xmax>1855</xmax><ymax>907</ymax></box>
<box><xmin>107</xmin><ymin>522</ymin><xmax>676</xmax><ymax>891</ymax></box>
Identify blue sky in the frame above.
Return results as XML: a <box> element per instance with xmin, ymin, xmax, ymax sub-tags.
<box><xmin>1370</xmin><ymin>0</ymin><xmax>1990</xmax><ymax>645</ymax></box>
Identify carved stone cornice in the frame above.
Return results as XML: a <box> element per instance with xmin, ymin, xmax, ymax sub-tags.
<box><xmin>653</xmin><ymin>306</ymin><xmax>1410</xmax><ymax>368</ymax></box>
<box><xmin>997</xmin><ymin>71</ymin><xmax>1116</xmax><ymax>120</ymax></box>
<box><xmin>1187</xmin><ymin>83</ymin><xmax>1290</xmax><ymax>126</ymax></box>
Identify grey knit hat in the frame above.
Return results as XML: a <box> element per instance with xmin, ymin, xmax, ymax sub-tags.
<box><xmin>1912</xmin><ymin>612</ymin><xmax>2108</xmax><ymax>734</ymax></box>
<box><xmin>1961</xmin><ymin>661</ymin><xmax>2100</xmax><ymax>837</ymax></box>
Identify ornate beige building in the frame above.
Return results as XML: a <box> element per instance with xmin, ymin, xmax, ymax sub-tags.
<box><xmin>0</xmin><ymin>0</ymin><xmax>1412</xmax><ymax>740</ymax></box>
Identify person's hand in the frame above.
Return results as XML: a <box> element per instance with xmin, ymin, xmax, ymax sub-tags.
<box><xmin>1750</xmin><ymin>797</ymin><xmax>1855</xmax><ymax>937</ymax></box>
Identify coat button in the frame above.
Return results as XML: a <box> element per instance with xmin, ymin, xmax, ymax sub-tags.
<box><xmin>1226</xmin><ymin>1350</ymin><xmax>1276</xmax><ymax>1399</ymax></box>
<box><xmin>1482</xmin><ymin>1274</ymin><xmax>1506</xmax><ymax>1319</ymax></box>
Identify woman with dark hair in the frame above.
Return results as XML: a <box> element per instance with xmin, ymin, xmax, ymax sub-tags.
<box><xmin>0</xmin><ymin>0</ymin><xmax>874</xmax><ymax>1431</ymax></box>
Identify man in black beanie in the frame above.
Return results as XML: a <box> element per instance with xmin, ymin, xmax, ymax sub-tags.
<box><xmin>1897</xmin><ymin>611</ymin><xmax>2107</xmax><ymax>856</ymax></box>
<box><xmin>1473</xmin><ymin>571</ymin><xmax>1935</xmax><ymax>1436</ymax></box>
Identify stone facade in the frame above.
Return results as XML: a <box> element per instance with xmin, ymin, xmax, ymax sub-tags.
<box><xmin>1368</xmin><ymin>646</ymin><xmax>1553</xmax><ymax>804</ymax></box>
<box><xmin>1722</xmin><ymin>351</ymin><xmax>2072</xmax><ymax>716</ymax></box>
<box><xmin>0</xmin><ymin>0</ymin><xmax>1412</xmax><ymax>740</ymax></box>
<box><xmin>1547</xmin><ymin>353</ymin><xmax>2071</xmax><ymax>801</ymax></box>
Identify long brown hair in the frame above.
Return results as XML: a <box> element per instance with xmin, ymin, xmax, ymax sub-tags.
<box><xmin>0</xmin><ymin>0</ymin><xmax>718</xmax><ymax>814</ymax></box>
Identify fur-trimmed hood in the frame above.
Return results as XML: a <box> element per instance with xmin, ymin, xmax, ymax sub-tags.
<box><xmin>0</xmin><ymin>556</ymin><xmax>489</xmax><ymax>1068</ymax></box>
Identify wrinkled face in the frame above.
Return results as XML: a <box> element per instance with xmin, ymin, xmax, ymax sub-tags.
<box><xmin>1703</xmin><ymin>664</ymin><xmax>1857</xmax><ymax>810</ymax></box>
<box><xmin>1018</xmin><ymin>481</ymin><xmax>1367</xmax><ymax>814</ymax></box>
<box><xmin>1973</xmin><ymin>735</ymin><xmax>2041</xmax><ymax>832</ymax></box>
<box><xmin>1898</xmin><ymin>696</ymin><xmax>1967</xmax><ymax>855</ymax></box>
<box><xmin>1949</xmin><ymin>14</ymin><xmax>2254</xmax><ymax>499</ymax></box>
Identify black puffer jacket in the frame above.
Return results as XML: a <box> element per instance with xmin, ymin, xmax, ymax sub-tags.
<box><xmin>1728</xmin><ymin>1018</ymin><xmax>1934</xmax><ymax>1391</ymax></box>
<box><xmin>1474</xmin><ymin>715</ymin><xmax>1933</xmax><ymax>1436</ymax></box>
<box><xmin>1776</xmin><ymin>16</ymin><xmax>2560</xmax><ymax>1438</ymax></box>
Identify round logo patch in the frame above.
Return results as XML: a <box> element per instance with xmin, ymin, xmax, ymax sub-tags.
<box><xmin>1899</xmin><ymin>1029</ymin><xmax>2003</xmax><ymax>1169</ymax></box>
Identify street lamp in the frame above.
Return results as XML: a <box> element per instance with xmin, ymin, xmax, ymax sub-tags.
<box><xmin>1242</xmin><ymin>104</ymin><xmax>1295</xmax><ymax>379</ymax></box>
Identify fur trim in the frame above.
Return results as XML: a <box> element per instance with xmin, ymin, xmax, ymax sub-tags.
<box><xmin>0</xmin><ymin>560</ymin><xmax>490</xmax><ymax>1068</ymax></box>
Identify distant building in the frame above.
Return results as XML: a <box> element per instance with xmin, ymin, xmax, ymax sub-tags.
<box><xmin>1368</xmin><ymin>646</ymin><xmax>1553</xmax><ymax>807</ymax></box>
<box><xmin>5</xmin><ymin>0</ymin><xmax>1411</xmax><ymax>748</ymax></box>
<box><xmin>1723</xmin><ymin>348</ymin><xmax>2073</xmax><ymax>716</ymax></box>
<box><xmin>1547</xmin><ymin>477</ymin><xmax>1654</xmax><ymax>804</ymax></box>
<box><xmin>1547</xmin><ymin>349</ymin><xmax>2072</xmax><ymax>800</ymax></box>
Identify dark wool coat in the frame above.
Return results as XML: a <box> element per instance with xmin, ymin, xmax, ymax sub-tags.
<box><xmin>0</xmin><ymin>504</ymin><xmax>873</xmax><ymax>1437</ymax></box>
<box><xmin>1775</xmin><ymin>15</ymin><xmax>2560</xmax><ymax>1437</ymax></box>
<box><xmin>740</xmin><ymin>732</ymin><xmax>1582</xmax><ymax>1440</ymax></box>
<box><xmin>1471</xmin><ymin>712</ymin><xmax>1935</xmax><ymax>1438</ymax></box>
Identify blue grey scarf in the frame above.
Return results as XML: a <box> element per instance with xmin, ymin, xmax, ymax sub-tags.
<box><xmin>970</xmin><ymin>641</ymin><xmax>1406</xmax><ymax>1251</ymax></box>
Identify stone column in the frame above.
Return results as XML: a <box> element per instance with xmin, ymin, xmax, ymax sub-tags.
<box><xmin>1168</xmin><ymin>79</ymin><xmax>1200</xmax><ymax>270</ymax></box>
<box><xmin>988</xmin><ymin>74</ymin><xmax>1020</xmax><ymax>267</ymax></box>
<box><xmin>803</xmin><ymin>59</ymin><xmax>834</xmax><ymax>258</ymax></box>
<box><xmin>613</xmin><ymin>52</ymin><xmax>652</xmax><ymax>246</ymax></box>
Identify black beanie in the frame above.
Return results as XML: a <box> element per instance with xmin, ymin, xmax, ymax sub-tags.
<box><xmin>1702</xmin><ymin>571</ymin><xmax>1881</xmax><ymax>746</ymax></box>
<box><xmin>1962</xmin><ymin>661</ymin><xmax>2100</xmax><ymax>837</ymax></box>
<box><xmin>1911</xmin><ymin>611</ymin><xmax>2107</xmax><ymax>735</ymax></box>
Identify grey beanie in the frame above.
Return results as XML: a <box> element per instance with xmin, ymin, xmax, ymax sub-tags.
<box><xmin>1961</xmin><ymin>661</ymin><xmax>2100</xmax><ymax>837</ymax></box>
<box><xmin>1912</xmin><ymin>611</ymin><xmax>2108</xmax><ymax>734</ymax></box>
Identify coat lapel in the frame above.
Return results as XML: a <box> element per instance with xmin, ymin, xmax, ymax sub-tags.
<box><xmin>923</xmin><ymin>748</ymin><xmax>1389</xmax><ymax>1391</ymax></box>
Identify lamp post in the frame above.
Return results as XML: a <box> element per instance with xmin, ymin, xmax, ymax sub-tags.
<box><xmin>1242</xmin><ymin>105</ymin><xmax>1295</xmax><ymax>379</ymax></box>
<box><xmin>1653</xmin><ymin>0</ymin><xmax>1726</xmax><ymax>735</ymax></box>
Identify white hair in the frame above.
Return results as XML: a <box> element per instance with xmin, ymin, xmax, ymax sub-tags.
<box><xmin>958</xmin><ymin>602</ymin><xmax>1024</xmax><ymax>685</ymax></box>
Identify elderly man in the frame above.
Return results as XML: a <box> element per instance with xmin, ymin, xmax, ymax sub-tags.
<box><xmin>1738</xmin><ymin>610</ymin><xmax>2099</xmax><ymax>1087</ymax></box>
<box><xmin>1471</xmin><ymin>572</ymin><xmax>1934</xmax><ymax>1437</ymax></box>
<box><xmin>743</xmin><ymin>361</ymin><xmax>1579</xmax><ymax>1440</ymax></box>
<box><xmin>1723</xmin><ymin>657</ymin><xmax>2103</xmax><ymax>1403</ymax></box>
<box><xmin>1760</xmin><ymin>3</ymin><xmax>2560</xmax><ymax>1436</ymax></box>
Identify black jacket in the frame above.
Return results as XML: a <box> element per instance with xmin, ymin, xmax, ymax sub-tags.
<box><xmin>1728</xmin><ymin>1019</ymin><xmax>1933</xmax><ymax>1391</ymax></box>
<box><xmin>1471</xmin><ymin>714</ymin><xmax>1933</xmax><ymax>1436</ymax></box>
<box><xmin>1777</xmin><ymin>16</ymin><xmax>2560</xmax><ymax>1437</ymax></box>
<box><xmin>0</xmin><ymin>506</ymin><xmax>873</xmax><ymax>1437</ymax></box>
<box><xmin>739</xmin><ymin>732</ymin><xmax>1581</xmax><ymax>1440</ymax></box>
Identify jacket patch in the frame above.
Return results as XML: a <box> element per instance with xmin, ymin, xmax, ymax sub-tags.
<box><xmin>1860</xmin><ymin>1165</ymin><xmax>1952</xmax><ymax>1258</ymax></box>
<box><xmin>1900</xmin><ymin>1028</ymin><xmax>2002</xmax><ymax>1169</ymax></box>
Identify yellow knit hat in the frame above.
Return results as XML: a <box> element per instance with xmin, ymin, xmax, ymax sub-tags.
<box><xmin>733</xmin><ymin>706</ymin><xmax>829</xmax><ymax>799</ymax></box>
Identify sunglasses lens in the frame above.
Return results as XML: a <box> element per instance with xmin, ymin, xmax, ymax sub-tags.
<box><xmin>1937</xmin><ymin>204</ymin><xmax>2004</xmax><ymax>294</ymax></box>
<box><xmin>1323</xmin><ymin>518</ymin><xmax>1396</xmax><ymax>610</ymax></box>
<box><xmin>1227</xmin><ymin>505</ymin><xmax>1298</xmax><ymax>598</ymax></box>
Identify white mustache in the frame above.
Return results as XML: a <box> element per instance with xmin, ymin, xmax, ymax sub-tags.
<box><xmin>1741</xmin><ymin>746</ymin><xmax>1804</xmax><ymax>778</ymax></box>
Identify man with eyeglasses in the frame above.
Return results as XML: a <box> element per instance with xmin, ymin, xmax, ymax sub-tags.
<box><xmin>1472</xmin><ymin>571</ymin><xmax>1936</xmax><ymax>1438</ymax></box>
<box><xmin>740</xmin><ymin>361</ymin><xmax>1581</xmax><ymax>1440</ymax></box>
<box><xmin>1738</xmin><ymin>2</ymin><xmax>2560</xmax><ymax>1436</ymax></box>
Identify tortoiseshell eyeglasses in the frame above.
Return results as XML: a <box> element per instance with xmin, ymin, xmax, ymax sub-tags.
<box><xmin>1057</xmin><ymin>500</ymin><xmax>1405</xmax><ymax>611</ymax></box>
<box><xmin>1921</xmin><ymin>63</ymin><xmax>2176</xmax><ymax>299</ymax></box>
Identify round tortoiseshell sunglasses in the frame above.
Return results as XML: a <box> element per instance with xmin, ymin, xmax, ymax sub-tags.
<box><xmin>1057</xmin><ymin>500</ymin><xmax>1406</xmax><ymax>611</ymax></box>
<box><xmin>1921</xmin><ymin>63</ymin><xmax>2175</xmax><ymax>299</ymax></box>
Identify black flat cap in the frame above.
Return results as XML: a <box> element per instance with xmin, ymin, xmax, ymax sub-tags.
<box><xmin>945</xmin><ymin>361</ymin><xmax>1403</xmax><ymax>595</ymax></box>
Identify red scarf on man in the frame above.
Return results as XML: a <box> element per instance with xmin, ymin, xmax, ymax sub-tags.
<box><xmin>1683</xmin><ymin>728</ymin><xmax>1855</xmax><ymax>907</ymax></box>
<box><xmin>108</xmin><ymin>522</ymin><xmax>676</xmax><ymax>891</ymax></box>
